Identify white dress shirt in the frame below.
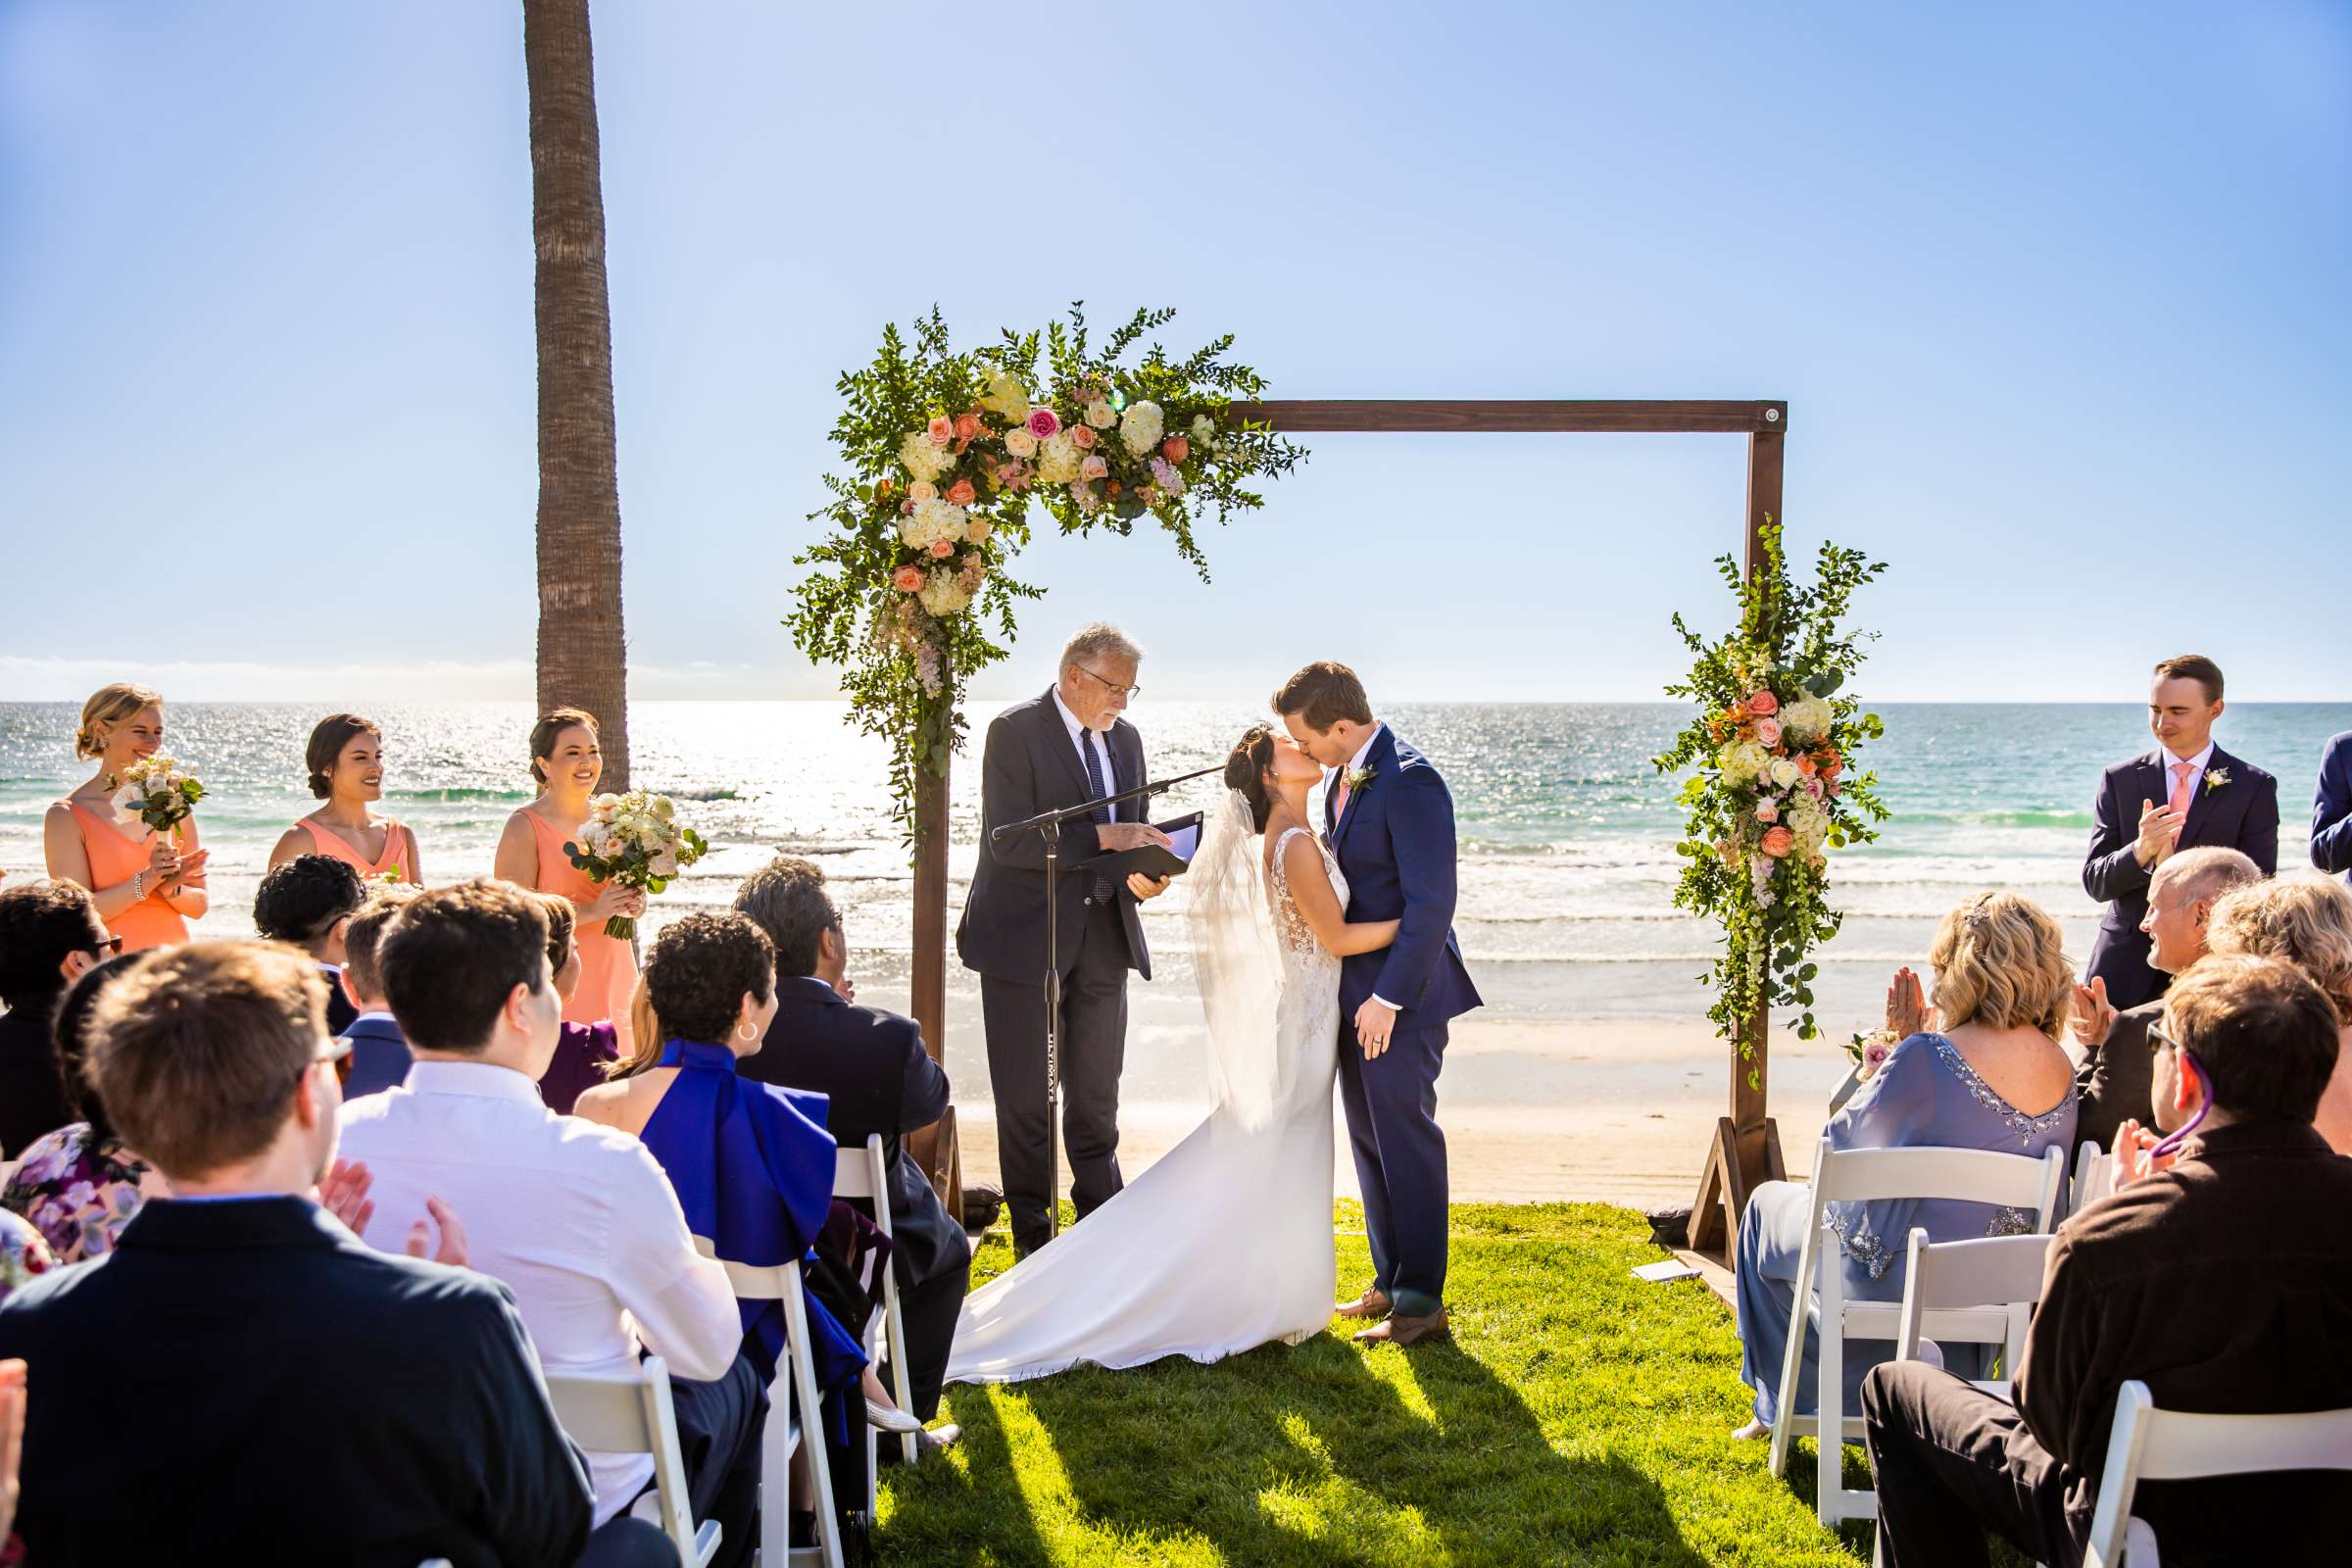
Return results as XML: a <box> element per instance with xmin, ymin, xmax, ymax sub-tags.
<box><xmin>1050</xmin><ymin>685</ymin><xmax>1116</xmax><ymax>796</ymax></box>
<box><xmin>336</xmin><ymin>1059</ymin><xmax>741</xmax><ymax>1524</ymax></box>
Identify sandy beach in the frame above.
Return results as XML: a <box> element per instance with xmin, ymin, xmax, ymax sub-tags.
<box><xmin>955</xmin><ymin>1018</ymin><xmax>1857</xmax><ymax>1210</ymax></box>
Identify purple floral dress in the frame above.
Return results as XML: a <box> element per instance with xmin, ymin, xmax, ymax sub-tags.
<box><xmin>1</xmin><ymin>1123</ymin><xmax>151</xmax><ymax>1264</ymax></box>
<box><xmin>0</xmin><ymin>1207</ymin><xmax>55</xmax><ymax>1304</ymax></box>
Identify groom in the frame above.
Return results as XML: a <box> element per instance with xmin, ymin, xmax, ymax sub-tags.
<box><xmin>1276</xmin><ymin>662</ymin><xmax>1481</xmax><ymax>1346</ymax></box>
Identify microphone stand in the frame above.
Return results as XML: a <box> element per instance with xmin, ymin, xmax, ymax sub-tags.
<box><xmin>990</xmin><ymin>761</ymin><xmax>1222</xmax><ymax>1239</ymax></box>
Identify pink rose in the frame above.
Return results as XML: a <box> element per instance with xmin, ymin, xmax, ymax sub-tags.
<box><xmin>1070</xmin><ymin>423</ymin><xmax>1097</xmax><ymax>449</ymax></box>
<box><xmin>1753</xmin><ymin>715</ymin><xmax>1783</xmax><ymax>747</ymax></box>
<box><xmin>1760</xmin><ymin>825</ymin><xmax>1795</xmax><ymax>858</ymax></box>
<box><xmin>1748</xmin><ymin>690</ymin><xmax>1780</xmax><ymax>717</ymax></box>
<box><xmin>926</xmin><ymin>416</ymin><xmax>955</xmax><ymax>447</ymax></box>
<box><xmin>1804</xmin><ymin>776</ymin><xmax>1826</xmax><ymax>799</ymax></box>
<box><xmin>1162</xmin><ymin>434</ymin><xmax>1189</xmax><ymax>463</ymax></box>
<box><xmin>892</xmin><ymin>564</ymin><xmax>924</xmax><ymax>593</ymax></box>
<box><xmin>928</xmin><ymin>538</ymin><xmax>955</xmax><ymax>559</ymax></box>
<box><xmin>1026</xmin><ymin>409</ymin><xmax>1060</xmax><ymax>439</ymax></box>
<box><xmin>945</xmin><ymin>478</ymin><xmax>976</xmax><ymax>506</ymax></box>
<box><xmin>1079</xmin><ymin>454</ymin><xmax>1109</xmax><ymax>481</ymax></box>
<box><xmin>1754</xmin><ymin>800</ymin><xmax>1778</xmax><ymax>823</ymax></box>
<box><xmin>1825</xmin><ymin>778</ymin><xmax>1842</xmax><ymax>799</ymax></box>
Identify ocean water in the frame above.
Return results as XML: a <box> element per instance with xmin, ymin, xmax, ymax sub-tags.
<box><xmin>4</xmin><ymin>701</ymin><xmax>2345</xmax><ymax>1097</ymax></box>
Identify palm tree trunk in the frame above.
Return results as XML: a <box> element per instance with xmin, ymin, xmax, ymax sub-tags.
<box><xmin>522</xmin><ymin>0</ymin><xmax>629</xmax><ymax>790</ymax></box>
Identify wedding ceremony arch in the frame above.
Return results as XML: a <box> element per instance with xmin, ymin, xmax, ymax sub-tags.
<box><xmin>792</xmin><ymin>318</ymin><xmax>1795</xmax><ymax>1250</ymax></box>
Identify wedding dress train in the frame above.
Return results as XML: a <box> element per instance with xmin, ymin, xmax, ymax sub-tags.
<box><xmin>944</xmin><ymin>804</ymin><xmax>1342</xmax><ymax>1383</ymax></box>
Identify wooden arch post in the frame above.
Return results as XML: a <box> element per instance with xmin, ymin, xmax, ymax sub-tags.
<box><xmin>906</xmin><ymin>399</ymin><xmax>1788</xmax><ymax>1240</ymax></box>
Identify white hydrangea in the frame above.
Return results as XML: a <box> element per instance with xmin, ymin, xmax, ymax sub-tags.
<box><xmin>979</xmin><ymin>368</ymin><xmax>1031</xmax><ymax>421</ymax></box>
<box><xmin>1718</xmin><ymin>741</ymin><xmax>1769</xmax><ymax>785</ymax></box>
<box><xmin>898</xmin><ymin>431</ymin><xmax>954</xmax><ymax>483</ymax></box>
<box><xmin>1780</xmin><ymin>694</ymin><xmax>1834</xmax><ymax>744</ymax></box>
<box><xmin>1035</xmin><ymin>431</ymin><xmax>1081</xmax><ymax>484</ymax></box>
<box><xmin>917</xmin><ymin>568</ymin><xmax>973</xmax><ymax>617</ymax></box>
<box><xmin>1191</xmin><ymin>413</ymin><xmax>1214</xmax><ymax>441</ymax></box>
<box><xmin>1118</xmin><ymin>399</ymin><xmax>1164</xmax><ymax>456</ymax></box>
<box><xmin>901</xmin><ymin>498</ymin><xmax>967</xmax><ymax>549</ymax></box>
<box><xmin>1085</xmin><ymin>399</ymin><xmax>1117</xmax><ymax>429</ymax></box>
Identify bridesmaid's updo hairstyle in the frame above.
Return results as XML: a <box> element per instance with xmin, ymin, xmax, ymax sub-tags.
<box><xmin>305</xmin><ymin>712</ymin><xmax>381</xmax><ymax>799</ymax></box>
<box><xmin>1224</xmin><ymin>723</ymin><xmax>1278</xmax><ymax>835</ymax></box>
<box><xmin>527</xmin><ymin>707</ymin><xmax>600</xmax><ymax>785</ymax></box>
<box><xmin>74</xmin><ymin>683</ymin><xmax>164</xmax><ymax>760</ymax></box>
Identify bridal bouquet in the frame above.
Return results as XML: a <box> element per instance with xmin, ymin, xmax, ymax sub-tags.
<box><xmin>564</xmin><ymin>790</ymin><xmax>710</xmax><ymax>939</ymax></box>
<box><xmin>112</xmin><ymin>754</ymin><xmax>205</xmax><ymax>839</ymax></box>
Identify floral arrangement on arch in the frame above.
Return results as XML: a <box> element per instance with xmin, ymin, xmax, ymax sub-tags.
<box><xmin>1653</xmin><ymin>522</ymin><xmax>1890</xmax><ymax>1066</ymax></box>
<box><xmin>790</xmin><ymin>304</ymin><xmax>1305</xmax><ymax>845</ymax></box>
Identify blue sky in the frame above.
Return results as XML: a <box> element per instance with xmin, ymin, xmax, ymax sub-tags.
<box><xmin>2</xmin><ymin>2</ymin><xmax>2346</xmax><ymax>705</ymax></box>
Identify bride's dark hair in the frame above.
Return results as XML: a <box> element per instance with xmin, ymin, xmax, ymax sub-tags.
<box><xmin>1224</xmin><ymin>723</ymin><xmax>1278</xmax><ymax>835</ymax></box>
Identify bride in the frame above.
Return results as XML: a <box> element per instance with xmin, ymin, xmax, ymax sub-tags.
<box><xmin>946</xmin><ymin>723</ymin><xmax>1400</xmax><ymax>1384</ymax></box>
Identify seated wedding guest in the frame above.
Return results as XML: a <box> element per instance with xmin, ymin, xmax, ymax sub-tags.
<box><xmin>338</xmin><ymin>884</ymin><xmax>420</xmax><ymax>1098</ymax></box>
<box><xmin>252</xmin><ymin>853</ymin><xmax>368</xmax><ymax>1034</ymax></box>
<box><xmin>2066</xmin><ymin>846</ymin><xmax>2262</xmax><ymax>1155</ymax></box>
<box><xmin>2082</xmin><ymin>655</ymin><xmax>2277</xmax><ymax>1012</ymax></box>
<box><xmin>336</xmin><ymin>880</ymin><xmax>763</xmax><ymax>1562</ymax></box>
<box><xmin>574</xmin><ymin>913</ymin><xmax>902</xmax><ymax>1523</ymax></box>
<box><xmin>1733</xmin><ymin>892</ymin><xmax>2078</xmax><ymax>1440</ymax></box>
<box><xmin>735</xmin><ymin>855</ymin><xmax>970</xmax><ymax>1430</ymax></box>
<box><xmin>268</xmin><ymin>711</ymin><xmax>423</xmax><ymax>883</ymax></box>
<box><xmin>0</xmin><ymin>941</ymin><xmax>606</xmax><ymax>1567</ymax></box>
<box><xmin>2</xmin><ymin>956</ymin><xmax>158</xmax><ymax>1262</ymax></box>
<box><xmin>0</xmin><ymin>1212</ymin><xmax>54</xmax><ymax>1307</ymax></box>
<box><xmin>0</xmin><ymin>880</ymin><xmax>114</xmax><ymax>1157</ymax></box>
<box><xmin>495</xmin><ymin>708</ymin><xmax>643</xmax><ymax>1055</ymax></box>
<box><xmin>536</xmin><ymin>892</ymin><xmax>621</xmax><ymax>1114</ymax></box>
<box><xmin>1863</xmin><ymin>955</ymin><xmax>2352</xmax><ymax>1568</ymax></box>
<box><xmin>2314</xmin><ymin>726</ymin><xmax>2352</xmax><ymax>888</ymax></box>
<box><xmin>40</xmin><ymin>683</ymin><xmax>207</xmax><ymax>951</ymax></box>
<box><xmin>2203</xmin><ymin>874</ymin><xmax>2352</xmax><ymax>1153</ymax></box>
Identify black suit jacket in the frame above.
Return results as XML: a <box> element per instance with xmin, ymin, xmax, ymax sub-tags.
<box><xmin>0</xmin><ymin>1000</ymin><xmax>74</xmax><ymax>1159</ymax></box>
<box><xmin>2082</xmin><ymin>745</ymin><xmax>2278</xmax><ymax>1007</ymax></box>
<box><xmin>956</xmin><ymin>688</ymin><xmax>1152</xmax><ymax>982</ymax></box>
<box><xmin>2073</xmin><ymin>999</ymin><xmax>2163</xmax><ymax>1157</ymax></box>
<box><xmin>321</xmin><ymin>962</ymin><xmax>359</xmax><ymax>1036</ymax></box>
<box><xmin>0</xmin><ymin>1196</ymin><xmax>593</xmax><ymax>1568</ymax></box>
<box><xmin>741</xmin><ymin>975</ymin><xmax>968</xmax><ymax>1288</ymax></box>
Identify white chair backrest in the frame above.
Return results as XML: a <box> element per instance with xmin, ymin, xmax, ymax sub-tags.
<box><xmin>831</xmin><ymin>1134</ymin><xmax>892</xmax><ymax>1233</ymax></box>
<box><xmin>1894</xmin><ymin>1228</ymin><xmax>2054</xmax><ymax>1364</ymax></box>
<box><xmin>2071</xmin><ymin>1140</ymin><xmax>2113</xmax><ymax>1215</ymax></box>
<box><xmin>542</xmin><ymin>1356</ymin><xmax>715</xmax><ymax>1567</ymax></box>
<box><xmin>2084</xmin><ymin>1380</ymin><xmax>2352</xmax><ymax>1568</ymax></box>
<box><xmin>1812</xmin><ymin>1141</ymin><xmax>2070</xmax><ymax>1214</ymax></box>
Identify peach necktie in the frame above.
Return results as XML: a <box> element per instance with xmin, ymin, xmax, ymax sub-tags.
<box><xmin>2169</xmin><ymin>761</ymin><xmax>2196</xmax><ymax>839</ymax></box>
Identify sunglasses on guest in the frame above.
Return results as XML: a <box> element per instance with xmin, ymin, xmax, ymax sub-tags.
<box><xmin>2145</xmin><ymin>1020</ymin><xmax>2212</xmax><ymax>1157</ymax></box>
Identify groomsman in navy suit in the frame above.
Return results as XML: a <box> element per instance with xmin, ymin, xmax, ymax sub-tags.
<box><xmin>2082</xmin><ymin>655</ymin><xmax>2278</xmax><ymax>1012</ymax></box>
<box><xmin>2312</xmin><ymin>728</ymin><xmax>2352</xmax><ymax>887</ymax></box>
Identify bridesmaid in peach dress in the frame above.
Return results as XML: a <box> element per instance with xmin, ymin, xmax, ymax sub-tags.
<box><xmin>268</xmin><ymin>713</ymin><xmax>424</xmax><ymax>883</ymax></box>
<box><xmin>493</xmin><ymin>707</ymin><xmax>642</xmax><ymax>1056</ymax></box>
<box><xmin>41</xmin><ymin>684</ymin><xmax>209</xmax><ymax>952</ymax></box>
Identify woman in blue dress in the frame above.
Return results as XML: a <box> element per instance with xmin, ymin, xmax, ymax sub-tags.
<box><xmin>1733</xmin><ymin>891</ymin><xmax>2080</xmax><ymax>1438</ymax></box>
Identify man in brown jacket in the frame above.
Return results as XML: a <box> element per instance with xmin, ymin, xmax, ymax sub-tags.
<box><xmin>1864</xmin><ymin>954</ymin><xmax>2352</xmax><ymax>1568</ymax></box>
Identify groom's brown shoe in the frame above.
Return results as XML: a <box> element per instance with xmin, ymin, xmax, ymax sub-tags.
<box><xmin>1352</xmin><ymin>1305</ymin><xmax>1448</xmax><ymax>1347</ymax></box>
<box><xmin>1333</xmin><ymin>1287</ymin><xmax>1391</xmax><ymax>1321</ymax></box>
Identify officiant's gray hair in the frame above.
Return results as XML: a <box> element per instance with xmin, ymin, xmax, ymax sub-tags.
<box><xmin>1061</xmin><ymin>622</ymin><xmax>1143</xmax><ymax>672</ymax></box>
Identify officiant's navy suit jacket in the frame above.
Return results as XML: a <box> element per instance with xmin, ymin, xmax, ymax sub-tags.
<box><xmin>2082</xmin><ymin>743</ymin><xmax>2278</xmax><ymax>1009</ymax></box>
<box><xmin>958</xmin><ymin>688</ymin><xmax>1152</xmax><ymax>983</ymax></box>
<box><xmin>1327</xmin><ymin>726</ymin><xmax>1481</xmax><ymax>1029</ymax></box>
<box><xmin>2312</xmin><ymin>729</ymin><xmax>2352</xmax><ymax>887</ymax></box>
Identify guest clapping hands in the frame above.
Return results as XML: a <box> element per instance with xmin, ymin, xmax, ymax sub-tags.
<box><xmin>41</xmin><ymin>684</ymin><xmax>207</xmax><ymax>950</ymax></box>
<box><xmin>269</xmin><ymin>713</ymin><xmax>422</xmax><ymax>882</ymax></box>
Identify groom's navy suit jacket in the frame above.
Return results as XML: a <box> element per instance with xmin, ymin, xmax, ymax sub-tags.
<box><xmin>2082</xmin><ymin>743</ymin><xmax>2278</xmax><ymax>1009</ymax></box>
<box><xmin>1327</xmin><ymin>726</ymin><xmax>1481</xmax><ymax>1028</ymax></box>
<box><xmin>2312</xmin><ymin>729</ymin><xmax>2352</xmax><ymax>887</ymax></box>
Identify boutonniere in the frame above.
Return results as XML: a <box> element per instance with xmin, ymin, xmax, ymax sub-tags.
<box><xmin>1343</xmin><ymin>763</ymin><xmax>1378</xmax><ymax>795</ymax></box>
<box><xmin>2204</xmin><ymin>767</ymin><xmax>2230</xmax><ymax>794</ymax></box>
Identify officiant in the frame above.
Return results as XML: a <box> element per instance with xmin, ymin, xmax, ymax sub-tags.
<box><xmin>958</xmin><ymin>622</ymin><xmax>1175</xmax><ymax>1258</ymax></box>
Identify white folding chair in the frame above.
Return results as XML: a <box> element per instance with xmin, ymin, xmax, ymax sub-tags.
<box><xmin>542</xmin><ymin>1356</ymin><xmax>721</xmax><ymax>1568</ymax></box>
<box><xmin>834</xmin><ymin>1130</ymin><xmax>919</xmax><ymax>1497</ymax></box>
<box><xmin>2069</xmin><ymin>1140</ymin><xmax>2113</xmax><ymax>1219</ymax></box>
<box><xmin>1892</xmin><ymin>1228</ymin><xmax>2054</xmax><ymax>1399</ymax></box>
<box><xmin>2082</xmin><ymin>1379</ymin><xmax>2352</xmax><ymax>1568</ymax></box>
<box><xmin>1767</xmin><ymin>1136</ymin><xmax>2070</xmax><ymax>1526</ymax></box>
<box><xmin>719</xmin><ymin>1254</ymin><xmax>847</xmax><ymax>1568</ymax></box>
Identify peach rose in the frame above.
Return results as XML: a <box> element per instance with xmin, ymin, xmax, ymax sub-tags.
<box><xmin>1161</xmin><ymin>434</ymin><xmax>1189</xmax><ymax>463</ymax></box>
<box><xmin>908</xmin><ymin>479</ymin><xmax>938</xmax><ymax>503</ymax></box>
<box><xmin>926</xmin><ymin>416</ymin><xmax>955</xmax><ymax>447</ymax></box>
<box><xmin>1753</xmin><ymin>716</ymin><xmax>1783</xmax><ymax>748</ymax></box>
<box><xmin>1795</xmin><ymin>753</ymin><xmax>1818</xmax><ymax>776</ymax></box>
<box><xmin>1760</xmin><ymin>825</ymin><xmax>1795</xmax><ymax>858</ymax></box>
<box><xmin>1754</xmin><ymin>800</ymin><xmax>1778</xmax><ymax>823</ymax></box>
<box><xmin>1748</xmin><ymin>690</ymin><xmax>1780</xmax><ymax>716</ymax></box>
<box><xmin>928</xmin><ymin>538</ymin><xmax>955</xmax><ymax>559</ymax></box>
<box><xmin>954</xmin><ymin>412</ymin><xmax>981</xmax><ymax>443</ymax></box>
<box><xmin>1070</xmin><ymin>423</ymin><xmax>1097</xmax><ymax>449</ymax></box>
<box><xmin>1079</xmin><ymin>454</ymin><xmax>1109</xmax><ymax>481</ymax></box>
<box><xmin>946</xmin><ymin>478</ymin><xmax>976</xmax><ymax>506</ymax></box>
<box><xmin>966</xmin><ymin>516</ymin><xmax>993</xmax><ymax>543</ymax></box>
<box><xmin>892</xmin><ymin>564</ymin><xmax>924</xmax><ymax>592</ymax></box>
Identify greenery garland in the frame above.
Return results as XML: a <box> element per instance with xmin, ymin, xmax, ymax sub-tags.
<box><xmin>789</xmin><ymin>305</ymin><xmax>1306</xmax><ymax>849</ymax></box>
<box><xmin>1652</xmin><ymin>522</ymin><xmax>1889</xmax><ymax>1070</ymax></box>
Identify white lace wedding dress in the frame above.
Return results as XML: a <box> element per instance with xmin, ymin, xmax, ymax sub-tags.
<box><xmin>945</xmin><ymin>797</ymin><xmax>1343</xmax><ymax>1384</ymax></box>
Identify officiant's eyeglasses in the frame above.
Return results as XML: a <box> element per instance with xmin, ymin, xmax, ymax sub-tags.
<box><xmin>1074</xmin><ymin>665</ymin><xmax>1142</xmax><ymax>700</ymax></box>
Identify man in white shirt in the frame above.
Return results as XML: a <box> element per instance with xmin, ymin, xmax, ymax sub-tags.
<box><xmin>337</xmin><ymin>879</ymin><xmax>762</xmax><ymax>1564</ymax></box>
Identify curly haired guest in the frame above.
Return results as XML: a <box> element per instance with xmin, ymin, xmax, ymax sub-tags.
<box><xmin>268</xmin><ymin>712</ymin><xmax>422</xmax><ymax>883</ymax></box>
<box><xmin>252</xmin><ymin>854</ymin><xmax>369</xmax><ymax>1035</ymax></box>
<box><xmin>0</xmin><ymin>880</ymin><xmax>115</xmax><ymax>1158</ymax></box>
<box><xmin>1731</xmin><ymin>892</ymin><xmax>2078</xmax><ymax>1440</ymax></box>
<box><xmin>41</xmin><ymin>683</ymin><xmax>207</xmax><ymax>952</ymax></box>
<box><xmin>2202</xmin><ymin>874</ymin><xmax>2352</xmax><ymax>1153</ymax></box>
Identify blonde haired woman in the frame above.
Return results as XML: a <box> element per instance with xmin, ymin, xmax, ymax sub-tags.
<box><xmin>41</xmin><ymin>685</ymin><xmax>208</xmax><ymax>952</ymax></box>
<box><xmin>2200</xmin><ymin>876</ymin><xmax>2352</xmax><ymax>1153</ymax></box>
<box><xmin>492</xmin><ymin>707</ymin><xmax>641</xmax><ymax>1054</ymax></box>
<box><xmin>1731</xmin><ymin>892</ymin><xmax>2079</xmax><ymax>1439</ymax></box>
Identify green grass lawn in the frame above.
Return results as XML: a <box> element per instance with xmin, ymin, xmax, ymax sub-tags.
<box><xmin>874</xmin><ymin>1201</ymin><xmax>1906</xmax><ymax>1567</ymax></box>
